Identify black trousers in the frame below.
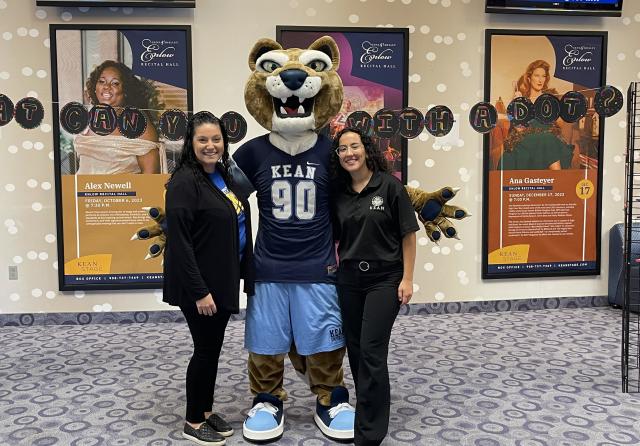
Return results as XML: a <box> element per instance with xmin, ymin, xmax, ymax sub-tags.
<box><xmin>180</xmin><ymin>303</ymin><xmax>231</xmax><ymax>423</ymax></box>
<box><xmin>337</xmin><ymin>263</ymin><xmax>403</xmax><ymax>446</ymax></box>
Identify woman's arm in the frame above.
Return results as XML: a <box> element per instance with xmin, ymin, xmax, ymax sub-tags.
<box><xmin>137</xmin><ymin>149</ymin><xmax>160</xmax><ymax>174</ymax></box>
<box><xmin>140</xmin><ymin>112</ymin><xmax>159</xmax><ymax>142</ymax></box>
<box><xmin>165</xmin><ymin>176</ymin><xmax>210</xmax><ymax>303</ymax></box>
<box><xmin>137</xmin><ymin>115</ymin><xmax>160</xmax><ymax>173</ymax></box>
<box><xmin>398</xmin><ymin>232</ymin><xmax>416</xmax><ymax>305</ymax></box>
<box><xmin>393</xmin><ymin>178</ymin><xmax>420</xmax><ymax>304</ymax></box>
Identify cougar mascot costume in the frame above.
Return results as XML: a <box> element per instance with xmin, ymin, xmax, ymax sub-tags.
<box><xmin>137</xmin><ymin>35</ymin><xmax>467</xmax><ymax>444</ymax></box>
<box><xmin>236</xmin><ymin>36</ymin><xmax>354</xmax><ymax>443</ymax></box>
<box><xmin>235</xmin><ymin>36</ymin><xmax>467</xmax><ymax>443</ymax></box>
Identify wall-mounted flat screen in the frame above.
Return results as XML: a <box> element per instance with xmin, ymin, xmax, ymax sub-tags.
<box><xmin>36</xmin><ymin>0</ymin><xmax>195</xmax><ymax>7</ymax></box>
<box><xmin>486</xmin><ymin>0</ymin><xmax>622</xmax><ymax>17</ymax></box>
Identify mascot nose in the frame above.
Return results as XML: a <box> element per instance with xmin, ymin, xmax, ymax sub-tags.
<box><xmin>279</xmin><ymin>69</ymin><xmax>308</xmax><ymax>91</ymax></box>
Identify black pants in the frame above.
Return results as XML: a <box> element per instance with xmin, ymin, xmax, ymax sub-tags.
<box><xmin>337</xmin><ymin>263</ymin><xmax>403</xmax><ymax>446</ymax></box>
<box><xmin>180</xmin><ymin>303</ymin><xmax>231</xmax><ymax>423</ymax></box>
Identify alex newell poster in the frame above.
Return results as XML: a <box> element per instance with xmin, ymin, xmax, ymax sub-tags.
<box><xmin>277</xmin><ymin>26</ymin><xmax>409</xmax><ymax>182</ymax></box>
<box><xmin>50</xmin><ymin>25</ymin><xmax>193</xmax><ymax>290</ymax></box>
<box><xmin>482</xmin><ymin>29</ymin><xmax>607</xmax><ymax>279</ymax></box>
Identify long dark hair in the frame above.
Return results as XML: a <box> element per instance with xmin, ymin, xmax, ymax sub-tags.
<box><xmin>86</xmin><ymin>60</ymin><xmax>163</xmax><ymax>112</ymax></box>
<box><xmin>168</xmin><ymin>111</ymin><xmax>232</xmax><ymax>186</ymax></box>
<box><xmin>330</xmin><ymin>127</ymin><xmax>388</xmax><ymax>186</ymax></box>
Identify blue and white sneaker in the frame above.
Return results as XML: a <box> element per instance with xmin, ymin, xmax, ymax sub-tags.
<box><xmin>242</xmin><ymin>393</ymin><xmax>284</xmax><ymax>443</ymax></box>
<box><xmin>313</xmin><ymin>386</ymin><xmax>355</xmax><ymax>441</ymax></box>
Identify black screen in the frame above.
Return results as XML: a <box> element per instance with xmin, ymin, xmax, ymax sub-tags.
<box><xmin>486</xmin><ymin>0</ymin><xmax>623</xmax><ymax>16</ymax></box>
<box><xmin>36</xmin><ymin>0</ymin><xmax>195</xmax><ymax>7</ymax></box>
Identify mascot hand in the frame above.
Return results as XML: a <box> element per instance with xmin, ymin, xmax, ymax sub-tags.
<box><xmin>405</xmin><ymin>186</ymin><xmax>470</xmax><ymax>243</ymax></box>
<box><xmin>131</xmin><ymin>206</ymin><xmax>167</xmax><ymax>260</ymax></box>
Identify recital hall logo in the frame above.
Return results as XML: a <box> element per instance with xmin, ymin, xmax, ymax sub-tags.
<box><xmin>140</xmin><ymin>39</ymin><xmax>179</xmax><ymax>67</ymax></box>
<box><xmin>562</xmin><ymin>44</ymin><xmax>596</xmax><ymax>71</ymax></box>
<box><xmin>370</xmin><ymin>195</ymin><xmax>385</xmax><ymax>211</ymax></box>
<box><xmin>359</xmin><ymin>41</ymin><xmax>397</xmax><ymax>69</ymax></box>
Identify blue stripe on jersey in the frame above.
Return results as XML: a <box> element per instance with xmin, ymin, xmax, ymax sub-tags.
<box><xmin>233</xmin><ymin>134</ymin><xmax>337</xmax><ymax>283</ymax></box>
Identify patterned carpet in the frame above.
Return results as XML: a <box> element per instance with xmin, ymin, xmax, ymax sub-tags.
<box><xmin>2</xmin><ymin>307</ymin><xmax>639</xmax><ymax>445</ymax></box>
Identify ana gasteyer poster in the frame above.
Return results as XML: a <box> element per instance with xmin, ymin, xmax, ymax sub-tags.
<box><xmin>482</xmin><ymin>29</ymin><xmax>607</xmax><ymax>279</ymax></box>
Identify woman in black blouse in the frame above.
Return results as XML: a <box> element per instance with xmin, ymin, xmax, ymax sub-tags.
<box><xmin>163</xmin><ymin>111</ymin><xmax>254</xmax><ymax>446</ymax></box>
<box><xmin>330</xmin><ymin>127</ymin><xmax>418</xmax><ymax>446</ymax></box>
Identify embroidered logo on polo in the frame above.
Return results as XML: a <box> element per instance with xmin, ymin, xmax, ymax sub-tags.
<box><xmin>370</xmin><ymin>195</ymin><xmax>384</xmax><ymax>211</ymax></box>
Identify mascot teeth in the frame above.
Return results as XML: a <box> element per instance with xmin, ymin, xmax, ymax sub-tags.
<box><xmin>273</xmin><ymin>96</ymin><xmax>314</xmax><ymax>118</ymax></box>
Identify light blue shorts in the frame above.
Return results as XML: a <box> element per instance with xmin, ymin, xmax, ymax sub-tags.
<box><xmin>244</xmin><ymin>282</ymin><xmax>345</xmax><ymax>355</ymax></box>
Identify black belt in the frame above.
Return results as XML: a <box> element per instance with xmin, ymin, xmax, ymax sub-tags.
<box><xmin>340</xmin><ymin>260</ymin><xmax>402</xmax><ymax>272</ymax></box>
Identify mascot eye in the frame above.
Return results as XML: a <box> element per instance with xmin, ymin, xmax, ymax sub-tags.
<box><xmin>260</xmin><ymin>60</ymin><xmax>281</xmax><ymax>73</ymax></box>
<box><xmin>307</xmin><ymin>60</ymin><xmax>327</xmax><ymax>72</ymax></box>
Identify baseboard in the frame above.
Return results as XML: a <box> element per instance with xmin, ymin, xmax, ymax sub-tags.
<box><xmin>0</xmin><ymin>296</ymin><xmax>610</xmax><ymax>326</ymax></box>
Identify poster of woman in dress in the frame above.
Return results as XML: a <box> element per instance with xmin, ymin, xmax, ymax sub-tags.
<box><xmin>482</xmin><ymin>30</ymin><xmax>607</xmax><ymax>279</ymax></box>
<box><xmin>51</xmin><ymin>25</ymin><xmax>193</xmax><ymax>290</ymax></box>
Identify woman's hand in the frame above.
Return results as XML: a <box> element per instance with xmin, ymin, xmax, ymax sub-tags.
<box><xmin>196</xmin><ymin>293</ymin><xmax>217</xmax><ymax>316</ymax></box>
<box><xmin>397</xmin><ymin>278</ymin><xmax>413</xmax><ymax>305</ymax></box>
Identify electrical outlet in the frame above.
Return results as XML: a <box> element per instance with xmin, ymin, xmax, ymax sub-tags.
<box><xmin>8</xmin><ymin>265</ymin><xmax>18</xmax><ymax>280</ymax></box>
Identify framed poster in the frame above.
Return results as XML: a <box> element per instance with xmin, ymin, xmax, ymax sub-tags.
<box><xmin>277</xmin><ymin>26</ymin><xmax>409</xmax><ymax>182</ymax></box>
<box><xmin>482</xmin><ymin>29</ymin><xmax>607</xmax><ymax>279</ymax></box>
<box><xmin>50</xmin><ymin>24</ymin><xmax>193</xmax><ymax>290</ymax></box>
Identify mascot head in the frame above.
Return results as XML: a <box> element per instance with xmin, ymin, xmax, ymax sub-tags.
<box><xmin>245</xmin><ymin>36</ymin><xmax>344</xmax><ymax>134</ymax></box>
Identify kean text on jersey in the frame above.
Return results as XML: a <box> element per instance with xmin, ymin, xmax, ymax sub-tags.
<box><xmin>271</xmin><ymin>164</ymin><xmax>317</xmax><ymax>180</ymax></box>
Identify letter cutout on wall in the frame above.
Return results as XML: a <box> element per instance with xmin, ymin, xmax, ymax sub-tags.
<box><xmin>14</xmin><ymin>97</ymin><xmax>44</xmax><ymax>129</ymax></box>
<box><xmin>158</xmin><ymin>109</ymin><xmax>187</xmax><ymax>141</ymax></box>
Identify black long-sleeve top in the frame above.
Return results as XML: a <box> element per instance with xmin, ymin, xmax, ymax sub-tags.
<box><xmin>162</xmin><ymin>166</ymin><xmax>254</xmax><ymax>313</ymax></box>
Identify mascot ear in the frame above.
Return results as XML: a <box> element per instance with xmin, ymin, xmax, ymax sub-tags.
<box><xmin>248</xmin><ymin>38</ymin><xmax>283</xmax><ymax>71</ymax></box>
<box><xmin>308</xmin><ymin>36</ymin><xmax>340</xmax><ymax>71</ymax></box>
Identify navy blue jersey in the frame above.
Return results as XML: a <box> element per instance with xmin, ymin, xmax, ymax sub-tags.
<box><xmin>233</xmin><ymin>134</ymin><xmax>336</xmax><ymax>283</ymax></box>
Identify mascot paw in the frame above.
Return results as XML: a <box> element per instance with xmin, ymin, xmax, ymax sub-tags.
<box><xmin>405</xmin><ymin>186</ymin><xmax>470</xmax><ymax>243</ymax></box>
<box><xmin>131</xmin><ymin>206</ymin><xmax>167</xmax><ymax>259</ymax></box>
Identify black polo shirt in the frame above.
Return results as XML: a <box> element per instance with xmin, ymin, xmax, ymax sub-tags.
<box><xmin>332</xmin><ymin>171</ymin><xmax>419</xmax><ymax>264</ymax></box>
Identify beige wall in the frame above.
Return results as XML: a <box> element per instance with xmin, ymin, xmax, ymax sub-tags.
<box><xmin>1</xmin><ymin>0</ymin><xmax>638</xmax><ymax>313</ymax></box>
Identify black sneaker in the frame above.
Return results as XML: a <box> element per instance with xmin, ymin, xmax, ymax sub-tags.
<box><xmin>182</xmin><ymin>422</ymin><xmax>226</xmax><ymax>445</ymax></box>
<box><xmin>206</xmin><ymin>413</ymin><xmax>234</xmax><ymax>437</ymax></box>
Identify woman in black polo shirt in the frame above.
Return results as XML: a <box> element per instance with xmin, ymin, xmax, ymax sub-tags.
<box><xmin>330</xmin><ymin>127</ymin><xmax>418</xmax><ymax>446</ymax></box>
